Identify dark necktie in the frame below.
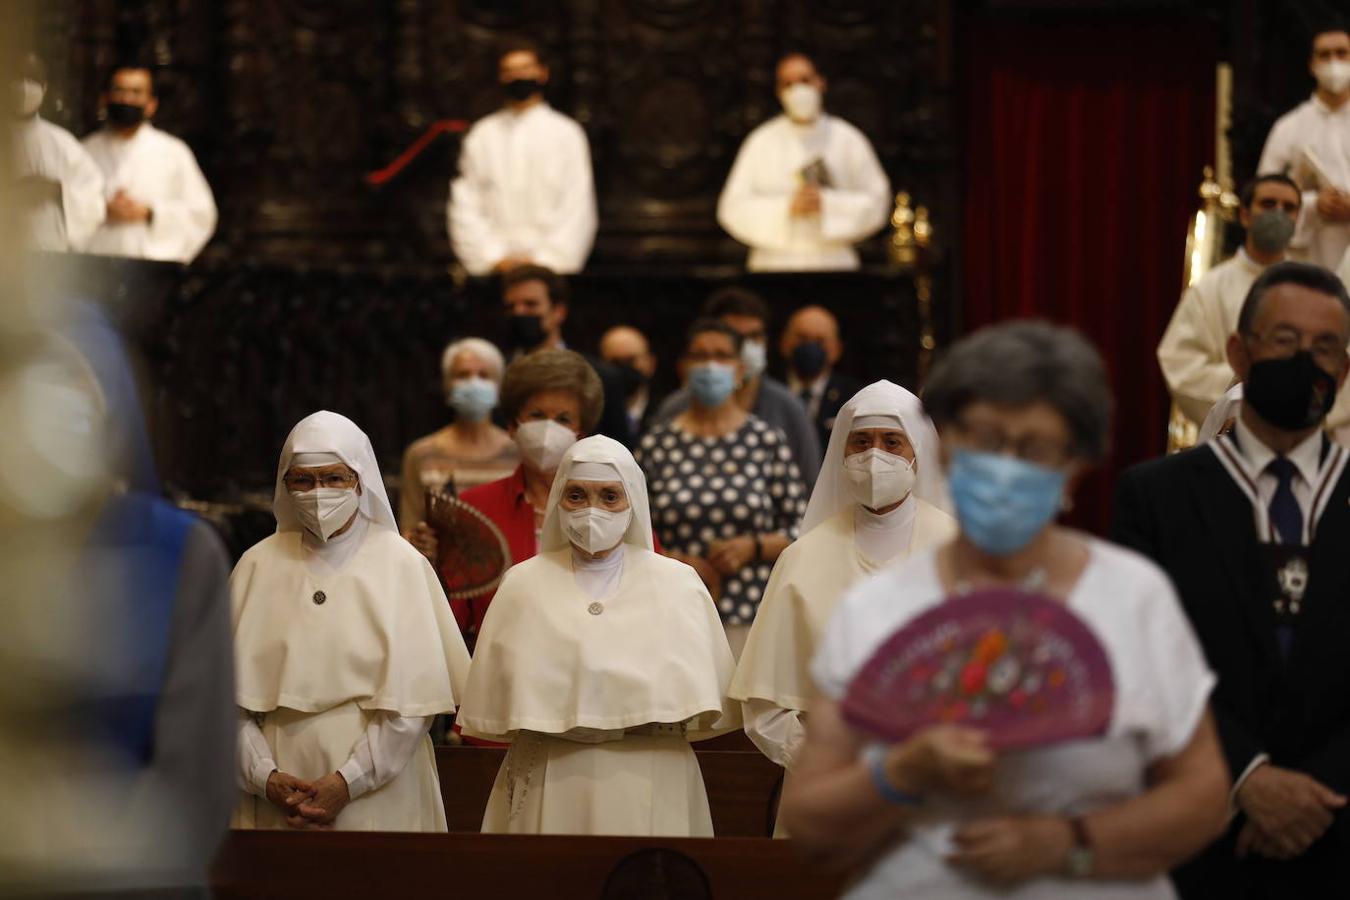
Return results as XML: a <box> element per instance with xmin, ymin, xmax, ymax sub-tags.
<box><xmin>1267</xmin><ymin>457</ymin><xmax>1303</xmax><ymax>545</ymax></box>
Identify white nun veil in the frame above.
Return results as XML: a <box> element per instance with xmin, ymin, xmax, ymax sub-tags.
<box><xmin>272</xmin><ymin>410</ymin><xmax>398</xmax><ymax>534</ymax></box>
<box><xmin>799</xmin><ymin>380</ymin><xmax>950</xmax><ymax>533</ymax></box>
<box><xmin>539</xmin><ymin>435</ymin><xmax>655</xmax><ymax>552</ymax></box>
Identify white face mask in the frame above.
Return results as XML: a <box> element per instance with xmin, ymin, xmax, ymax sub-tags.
<box><xmin>516</xmin><ymin>419</ymin><xmax>577</xmax><ymax>472</ymax></box>
<box><xmin>740</xmin><ymin>338</ymin><xmax>767</xmax><ymax>379</ymax></box>
<box><xmin>291</xmin><ymin>487</ymin><xmax>359</xmax><ymax>542</ymax></box>
<box><xmin>781</xmin><ymin>82</ymin><xmax>822</xmax><ymax>122</ymax></box>
<box><xmin>564</xmin><ymin>505</ymin><xmax>633</xmax><ymax>554</ymax></box>
<box><xmin>1316</xmin><ymin>59</ymin><xmax>1350</xmax><ymax>95</ymax></box>
<box><xmin>844</xmin><ymin>448</ymin><xmax>916</xmax><ymax>511</ymax></box>
<box><xmin>14</xmin><ymin>79</ymin><xmax>43</xmax><ymax>118</ymax></box>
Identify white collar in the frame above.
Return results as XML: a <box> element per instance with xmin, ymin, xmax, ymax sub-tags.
<box><xmin>1235</xmin><ymin>246</ymin><xmax>1275</xmax><ymax>275</ymax></box>
<box><xmin>571</xmin><ymin>541</ymin><xmax>625</xmax><ymax>572</ymax></box>
<box><xmin>1310</xmin><ymin>92</ymin><xmax>1350</xmax><ymax>115</ymax></box>
<box><xmin>1233</xmin><ymin>412</ymin><xmax>1323</xmax><ymax>487</ymax></box>
<box><xmin>853</xmin><ymin>494</ymin><xmax>915</xmax><ymax>530</ymax></box>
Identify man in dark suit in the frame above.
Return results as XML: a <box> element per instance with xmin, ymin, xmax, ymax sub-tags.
<box><xmin>780</xmin><ymin>304</ymin><xmax>863</xmax><ymax>451</ymax></box>
<box><xmin>498</xmin><ymin>264</ymin><xmax>632</xmax><ymax>446</ymax></box>
<box><xmin>1113</xmin><ymin>261</ymin><xmax>1350</xmax><ymax>899</ymax></box>
<box><xmin>598</xmin><ymin>323</ymin><xmax>658</xmax><ymax>443</ymax></box>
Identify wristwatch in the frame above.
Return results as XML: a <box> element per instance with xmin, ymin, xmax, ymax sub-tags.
<box><xmin>1064</xmin><ymin>816</ymin><xmax>1095</xmax><ymax>878</ymax></box>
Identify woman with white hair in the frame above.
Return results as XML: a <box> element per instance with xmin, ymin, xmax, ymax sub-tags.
<box><xmin>456</xmin><ymin>435</ymin><xmax>739</xmax><ymax>836</ymax></box>
<box><xmin>730</xmin><ymin>380</ymin><xmax>957</xmax><ymax>829</ymax></box>
<box><xmin>231</xmin><ymin>411</ymin><xmax>471</xmax><ymax>831</ymax></box>
<box><xmin>399</xmin><ymin>336</ymin><xmax>518</xmax><ymax>531</ymax></box>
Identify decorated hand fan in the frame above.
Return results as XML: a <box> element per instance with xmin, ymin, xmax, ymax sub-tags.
<box><xmin>842</xmin><ymin>588</ymin><xmax>1114</xmax><ymax>751</ymax></box>
<box><xmin>425</xmin><ymin>490</ymin><xmax>511</xmax><ymax>600</ymax></box>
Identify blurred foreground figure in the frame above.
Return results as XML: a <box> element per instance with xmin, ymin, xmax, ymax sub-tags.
<box><xmin>230</xmin><ymin>411</ymin><xmax>469</xmax><ymax>831</ymax></box>
<box><xmin>0</xmin><ymin>304</ymin><xmax>235</xmax><ymax>896</ymax></box>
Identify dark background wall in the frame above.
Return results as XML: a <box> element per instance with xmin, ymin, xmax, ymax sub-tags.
<box><xmin>19</xmin><ymin>0</ymin><xmax>1350</xmax><ymax>536</ymax></box>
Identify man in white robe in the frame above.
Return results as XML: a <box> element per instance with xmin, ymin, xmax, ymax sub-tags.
<box><xmin>447</xmin><ymin>39</ymin><xmax>597</xmax><ymax>275</ymax></box>
<box><xmin>1159</xmin><ymin>175</ymin><xmax>1302</xmax><ymax>426</ymax></box>
<box><xmin>729</xmin><ymin>381</ymin><xmax>955</xmax><ymax>835</ymax></box>
<box><xmin>231</xmin><ymin>411</ymin><xmax>470</xmax><ymax>832</ymax></box>
<box><xmin>717</xmin><ymin>53</ymin><xmax>891</xmax><ymax>271</ymax></box>
<box><xmin>1258</xmin><ymin>26</ymin><xmax>1350</xmax><ymax>268</ymax></box>
<box><xmin>10</xmin><ymin>53</ymin><xmax>105</xmax><ymax>252</ymax></box>
<box><xmin>81</xmin><ymin>65</ymin><xmax>217</xmax><ymax>263</ymax></box>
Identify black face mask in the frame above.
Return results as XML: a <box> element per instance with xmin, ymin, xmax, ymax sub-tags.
<box><xmin>504</xmin><ymin>78</ymin><xmax>542</xmax><ymax>102</ymax></box>
<box><xmin>1244</xmin><ymin>350</ymin><xmax>1338</xmax><ymax>431</ymax></box>
<box><xmin>613</xmin><ymin>362</ymin><xmax>646</xmax><ymax>399</ymax></box>
<box><xmin>105</xmin><ymin>102</ymin><xmax>146</xmax><ymax>128</ymax></box>
<box><xmin>791</xmin><ymin>341</ymin><xmax>828</xmax><ymax>379</ymax></box>
<box><xmin>508</xmin><ymin>314</ymin><xmax>547</xmax><ymax>350</ymax></box>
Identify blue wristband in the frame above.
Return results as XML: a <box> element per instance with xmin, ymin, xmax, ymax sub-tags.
<box><xmin>865</xmin><ymin>745</ymin><xmax>924</xmax><ymax>807</ymax></box>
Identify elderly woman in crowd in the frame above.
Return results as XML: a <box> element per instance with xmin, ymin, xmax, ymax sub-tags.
<box><xmin>400</xmin><ymin>336</ymin><xmax>518</xmax><ymax>532</ymax></box>
<box><xmin>414</xmin><ymin>348</ymin><xmax>602</xmax><ymax>640</ymax></box>
<box><xmin>457</xmin><ymin>435</ymin><xmax>738</xmax><ymax>836</ymax></box>
<box><xmin>231</xmin><ymin>411</ymin><xmax>470</xmax><ymax>831</ymax></box>
<box><xmin>635</xmin><ymin>318</ymin><xmax>807</xmax><ymax>657</ymax></box>
<box><xmin>730</xmin><ymin>380</ymin><xmax>957</xmax><ymax>830</ymax></box>
<box><xmin>782</xmin><ymin>322</ymin><xmax>1229</xmax><ymax>898</ymax></box>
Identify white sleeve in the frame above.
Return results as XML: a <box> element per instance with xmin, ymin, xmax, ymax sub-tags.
<box><xmin>742</xmin><ymin>699</ymin><xmax>806</xmax><ymax>769</ymax></box>
<box><xmin>530</xmin><ymin>125</ymin><xmax>597</xmax><ymax>274</ymax></box>
<box><xmin>1135</xmin><ymin>569</ymin><xmax>1216</xmax><ymax>763</ymax></box>
<box><xmin>336</xmin><ymin>713</ymin><xmax>431</xmax><ymax>800</ymax></box>
<box><xmin>237</xmin><ymin>711</ymin><xmax>276</xmax><ymax>798</ymax></box>
<box><xmin>1156</xmin><ymin>283</ymin><xmax>1234</xmax><ymax>425</ymax></box>
<box><xmin>818</xmin><ymin>132</ymin><xmax>890</xmax><ymax>244</ymax></box>
<box><xmin>448</xmin><ymin>126</ymin><xmax>508</xmax><ymax>275</ymax></box>
<box><xmin>716</xmin><ymin>133</ymin><xmax>793</xmax><ymax>251</ymax></box>
<box><xmin>146</xmin><ymin>143</ymin><xmax>217</xmax><ymax>263</ymax></box>
<box><xmin>57</xmin><ymin>136</ymin><xmax>106</xmax><ymax>251</ymax></box>
<box><xmin>1257</xmin><ymin>116</ymin><xmax>1295</xmax><ymax>177</ymax></box>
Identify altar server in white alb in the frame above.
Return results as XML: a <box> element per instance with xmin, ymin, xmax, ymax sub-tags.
<box><xmin>448</xmin><ymin>38</ymin><xmax>597</xmax><ymax>275</ymax></box>
<box><xmin>230</xmin><ymin>411</ymin><xmax>470</xmax><ymax>832</ymax></box>
<box><xmin>457</xmin><ymin>435</ymin><xmax>739</xmax><ymax>836</ymax></box>
<box><xmin>717</xmin><ymin>52</ymin><xmax>891</xmax><ymax>271</ymax></box>
<box><xmin>1258</xmin><ymin>25</ymin><xmax>1350</xmax><ymax>269</ymax></box>
<box><xmin>10</xmin><ymin>53</ymin><xmax>105</xmax><ymax>252</ymax></box>
<box><xmin>81</xmin><ymin>65</ymin><xmax>217</xmax><ymax>263</ymax></box>
<box><xmin>729</xmin><ymin>380</ymin><xmax>956</xmax><ymax>830</ymax></box>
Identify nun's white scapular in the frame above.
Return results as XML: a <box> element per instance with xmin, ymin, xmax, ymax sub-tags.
<box><xmin>230</xmin><ymin>411</ymin><xmax>470</xmax><ymax>831</ymax></box>
<box><xmin>729</xmin><ymin>381</ymin><xmax>958</xmax><ymax>808</ymax></box>
<box><xmin>457</xmin><ymin>436</ymin><xmax>739</xmax><ymax>836</ymax></box>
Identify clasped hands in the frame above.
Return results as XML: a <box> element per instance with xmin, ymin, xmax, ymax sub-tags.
<box><xmin>1235</xmin><ymin>763</ymin><xmax>1346</xmax><ymax>861</ymax></box>
<box><xmin>1316</xmin><ymin>187</ymin><xmax>1350</xmax><ymax>222</ymax></box>
<box><xmin>886</xmin><ymin>725</ymin><xmax>1077</xmax><ymax>887</ymax></box>
<box><xmin>265</xmin><ymin>770</ymin><xmax>351</xmax><ymax>830</ymax></box>
<box><xmin>790</xmin><ymin>183</ymin><xmax>821</xmax><ymax>217</ymax></box>
<box><xmin>106</xmin><ymin>188</ymin><xmax>151</xmax><ymax>223</ymax></box>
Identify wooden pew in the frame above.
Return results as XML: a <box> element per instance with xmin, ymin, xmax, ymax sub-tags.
<box><xmin>212</xmin><ymin>831</ymin><xmax>844</xmax><ymax>899</ymax></box>
<box><xmin>437</xmin><ymin>743</ymin><xmax>785</xmax><ymax>837</ymax></box>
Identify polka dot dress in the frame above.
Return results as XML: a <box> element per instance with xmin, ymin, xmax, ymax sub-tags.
<box><xmin>636</xmin><ymin>415</ymin><xmax>807</xmax><ymax>625</ymax></box>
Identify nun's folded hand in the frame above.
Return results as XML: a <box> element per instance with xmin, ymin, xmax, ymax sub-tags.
<box><xmin>708</xmin><ymin>535</ymin><xmax>755</xmax><ymax>575</ymax></box>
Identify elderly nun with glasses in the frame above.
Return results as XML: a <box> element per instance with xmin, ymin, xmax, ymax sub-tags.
<box><xmin>230</xmin><ymin>411</ymin><xmax>470</xmax><ymax>831</ymax></box>
<box><xmin>457</xmin><ymin>435</ymin><xmax>739</xmax><ymax>836</ymax></box>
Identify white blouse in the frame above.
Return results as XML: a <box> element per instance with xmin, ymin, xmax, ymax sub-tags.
<box><xmin>811</xmin><ymin>539</ymin><xmax>1215</xmax><ymax>900</ymax></box>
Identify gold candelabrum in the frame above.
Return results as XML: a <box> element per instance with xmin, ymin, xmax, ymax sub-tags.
<box><xmin>890</xmin><ymin>191</ymin><xmax>937</xmax><ymax>380</ymax></box>
<box><xmin>1167</xmin><ymin>166</ymin><xmax>1240</xmax><ymax>453</ymax></box>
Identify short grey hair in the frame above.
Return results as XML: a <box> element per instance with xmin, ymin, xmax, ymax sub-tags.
<box><xmin>441</xmin><ymin>337</ymin><xmax>506</xmax><ymax>384</ymax></box>
<box><xmin>922</xmin><ymin>321</ymin><xmax>1113</xmax><ymax>462</ymax></box>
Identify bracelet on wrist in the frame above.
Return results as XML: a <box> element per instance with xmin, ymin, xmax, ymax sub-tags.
<box><xmin>863</xmin><ymin>744</ymin><xmax>924</xmax><ymax>807</ymax></box>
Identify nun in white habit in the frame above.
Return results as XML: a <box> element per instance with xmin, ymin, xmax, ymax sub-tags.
<box><xmin>230</xmin><ymin>411</ymin><xmax>470</xmax><ymax>831</ymax></box>
<box><xmin>457</xmin><ymin>435</ymin><xmax>739</xmax><ymax>836</ymax></box>
<box><xmin>730</xmin><ymin>380</ymin><xmax>958</xmax><ymax>785</ymax></box>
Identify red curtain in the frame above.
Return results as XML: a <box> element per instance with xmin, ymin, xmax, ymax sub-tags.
<box><xmin>961</xmin><ymin>20</ymin><xmax>1217</xmax><ymax>534</ymax></box>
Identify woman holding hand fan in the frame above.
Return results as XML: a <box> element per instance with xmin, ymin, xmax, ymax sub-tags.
<box><xmin>781</xmin><ymin>323</ymin><xmax>1228</xmax><ymax>899</ymax></box>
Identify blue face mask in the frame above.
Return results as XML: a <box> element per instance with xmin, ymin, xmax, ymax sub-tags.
<box><xmin>449</xmin><ymin>378</ymin><xmax>498</xmax><ymax>422</ymax></box>
<box><xmin>688</xmin><ymin>362</ymin><xmax>737</xmax><ymax>408</ymax></box>
<box><xmin>947</xmin><ymin>449</ymin><xmax>1067</xmax><ymax>556</ymax></box>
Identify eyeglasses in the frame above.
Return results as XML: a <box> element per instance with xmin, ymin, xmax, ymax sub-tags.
<box><xmin>1245</xmin><ymin>328</ymin><xmax>1347</xmax><ymax>369</ymax></box>
<box><xmin>284</xmin><ymin>471</ymin><xmax>358</xmax><ymax>491</ymax></box>
<box><xmin>951</xmin><ymin>419</ymin><xmax>1072</xmax><ymax>468</ymax></box>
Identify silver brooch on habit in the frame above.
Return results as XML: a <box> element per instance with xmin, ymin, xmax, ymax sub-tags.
<box><xmin>587</xmin><ymin>601</ymin><xmax>604</xmax><ymax>616</ymax></box>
